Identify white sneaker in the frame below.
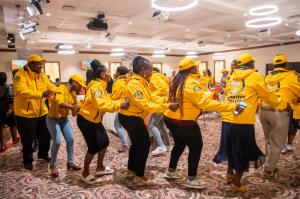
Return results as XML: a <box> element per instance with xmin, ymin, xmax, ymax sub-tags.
<box><xmin>151</xmin><ymin>146</ymin><xmax>167</xmax><ymax>156</ymax></box>
<box><xmin>164</xmin><ymin>171</ymin><xmax>183</xmax><ymax>179</ymax></box>
<box><xmin>286</xmin><ymin>144</ymin><xmax>293</xmax><ymax>151</ymax></box>
<box><xmin>281</xmin><ymin>147</ymin><xmax>288</xmax><ymax>154</ymax></box>
<box><xmin>184</xmin><ymin>179</ymin><xmax>207</xmax><ymax>189</ymax></box>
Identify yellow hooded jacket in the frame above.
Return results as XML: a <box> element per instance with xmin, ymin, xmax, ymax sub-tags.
<box><xmin>119</xmin><ymin>74</ymin><xmax>169</xmax><ymax>118</ymax></box>
<box><xmin>79</xmin><ymin>79</ymin><xmax>121</xmax><ymax>123</ymax></box>
<box><xmin>265</xmin><ymin>68</ymin><xmax>300</xmax><ymax>119</ymax></box>
<box><xmin>164</xmin><ymin>74</ymin><xmax>236</xmax><ymax>121</ymax></box>
<box><xmin>13</xmin><ymin>65</ymin><xmax>57</xmax><ymax>118</ymax></box>
<box><xmin>226</xmin><ymin>69</ymin><xmax>284</xmax><ymax>124</ymax></box>
<box><xmin>47</xmin><ymin>84</ymin><xmax>77</xmax><ymax>119</ymax></box>
<box><xmin>149</xmin><ymin>72</ymin><xmax>169</xmax><ymax>103</ymax></box>
<box><xmin>111</xmin><ymin>75</ymin><xmax>127</xmax><ymax>100</ymax></box>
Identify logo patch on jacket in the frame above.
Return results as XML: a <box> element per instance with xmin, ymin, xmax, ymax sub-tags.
<box><xmin>193</xmin><ymin>85</ymin><xmax>200</xmax><ymax>92</ymax></box>
<box><xmin>94</xmin><ymin>90</ymin><xmax>102</xmax><ymax>98</ymax></box>
<box><xmin>229</xmin><ymin>80</ymin><xmax>245</xmax><ymax>95</ymax></box>
<box><xmin>266</xmin><ymin>82</ymin><xmax>280</xmax><ymax>92</ymax></box>
<box><xmin>134</xmin><ymin>91</ymin><xmax>143</xmax><ymax>99</ymax></box>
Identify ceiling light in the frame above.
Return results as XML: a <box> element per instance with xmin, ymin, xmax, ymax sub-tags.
<box><xmin>58</xmin><ymin>50</ymin><xmax>75</xmax><ymax>55</ymax></box>
<box><xmin>152</xmin><ymin>54</ymin><xmax>166</xmax><ymax>58</ymax></box>
<box><xmin>296</xmin><ymin>30</ymin><xmax>300</xmax><ymax>36</ymax></box>
<box><xmin>214</xmin><ymin>53</ymin><xmax>223</xmax><ymax>56</ymax></box>
<box><xmin>285</xmin><ymin>23</ymin><xmax>289</xmax><ymax>26</ymax></box>
<box><xmin>186</xmin><ymin>28</ymin><xmax>190</xmax><ymax>32</ymax></box>
<box><xmin>258</xmin><ymin>38</ymin><xmax>262</xmax><ymax>42</ymax></box>
<box><xmin>227</xmin><ymin>33</ymin><xmax>231</xmax><ymax>37</ymax></box>
<box><xmin>128</xmin><ymin>21</ymin><xmax>132</xmax><ymax>25</ymax></box>
<box><xmin>57</xmin><ymin>44</ymin><xmax>74</xmax><ymax>50</ymax></box>
<box><xmin>246</xmin><ymin>17</ymin><xmax>282</xmax><ymax>28</ymax></box>
<box><xmin>46</xmin><ymin>13</ymin><xmax>51</xmax><ymax>16</ymax></box>
<box><xmin>249</xmin><ymin>5</ymin><xmax>278</xmax><ymax>16</ymax></box>
<box><xmin>186</xmin><ymin>55</ymin><xmax>197</xmax><ymax>58</ymax></box>
<box><xmin>187</xmin><ymin>51</ymin><xmax>197</xmax><ymax>55</ymax></box>
<box><xmin>243</xmin><ymin>13</ymin><xmax>248</xmax><ymax>16</ymax></box>
<box><xmin>110</xmin><ymin>52</ymin><xmax>125</xmax><ymax>56</ymax></box>
<box><xmin>19</xmin><ymin>31</ymin><xmax>26</xmax><ymax>40</ymax></box>
<box><xmin>111</xmin><ymin>48</ymin><xmax>124</xmax><ymax>52</ymax></box>
<box><xmin>153</xmin><ymin>50</ymin><xmax>165</xmax><ymax>54</ymax></box>
<box><xmin>151</xmin><ymin>0</ymin><xmax>198</xmax><ymax>12</ymax></box>
<box><xmin>213</xmin><ymin>56</ymin><xmax>224</xmax><ymax>60</ymax></box>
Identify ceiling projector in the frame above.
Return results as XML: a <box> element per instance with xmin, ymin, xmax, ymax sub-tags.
<box><xmin>87</xmin><ymin>12</ymin><xmax>108</xmax><ymax>31</ymax></box>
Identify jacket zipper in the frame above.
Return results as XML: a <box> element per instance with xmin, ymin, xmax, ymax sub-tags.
<box><xmin>93</xmin><ymin>110</ymin><xmax>100</xmax><ymax>121</ymax></box>
<box><xmin>27</xmin><ymin>102</ymin><xmax>30</xmax><ymax>112</ymax></box>
<box><xmin>35</xmin><ymin>78</ymin><xmax>42</xmax><ymax>116</ymax></box>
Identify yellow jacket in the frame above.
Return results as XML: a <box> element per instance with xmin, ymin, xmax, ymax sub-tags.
<box><xmin>149</xmin><ymin>72</ymin><xmax>169</xmax><ymax>103</ymax></box>
<box><xmin>198</xmin><ymin>75</ymin><xmax>209</xmax><ymax>92</ymax></box>
<box><xmin>48</xmin><ymin>84</ymin><xmax>77</xmax><ymax>119</ymax></box>
<box><xmin>226</xmin><ymin>69</ymin><xmax>283</xmax><ymax>124</ymax></box>
<box><xmin>119</xmin><ymin>74</ymin><xmax>169</xmax><ymax>118</ymax></box>
<box><xmin>79</xmin><ymin>79</ymin><xmax>121</xmax><ymax>123</ymax></box>
<box><xmin>164</xmin><ymin>74</ymin><xmax>236</xmax><ymax>121</ymax></box>
<box><xmin>111</xmin><ymin>75</ymin><xmax>127</xmax><ymax>100</ymax></box>
<box><xmin>13</xmin><ymin>65</ymin><xmax>57</xmax><ymax>118</ymax></box>
<box><xmin>265</xmin><ymin>68</ymin><xmax>300</xmax><ymax>118</ymax></box>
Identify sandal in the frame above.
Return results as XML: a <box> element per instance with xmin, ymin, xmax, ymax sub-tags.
<box><xmin>96</xmin><ymin>167</ymin><xmax>114</xmax><ymax>176</ymax></box>
<box><xmin>230</xmin><ymin>184</ymin><xmax>249</xmax><ymax>193</ymax></box>
<box><xmin>50</xmin><ymin>165</ymin><xmax>59</xmax><ymax>178</ymax></box>
<box><xmin>81</xmin><ymin>174</ymin><xmax>96</xmax><ymax>184</ymax></box>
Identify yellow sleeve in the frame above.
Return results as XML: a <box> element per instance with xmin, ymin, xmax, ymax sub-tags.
<box><xmin>54</xmin><ymin>86</ymin><xmax>65</xmax><ymax>105</ymax></box>
<box><xmin>293</xmin><ymin>103</ymin><xmax>300</xmax><ymax>119</ymax></box>
<box><xmin>111</xmin><ymin>81</ymin><xmax>120</xmax><ymax>100</ymax></box>
<box><xmin>14</xmin><ymin>75</ymin><xmax>43</xmax><ymax>99</ymax></box>
<box><xmin>90</xmin><ymin>86</ymin><xmax>121</xmax><ymax>113</ymax></box>
<box><xmin>255</xmin><ymin>76</ymin><xmax>285</xmax><ymax>109</ymax></box>
<box><xmin>186</xmin><ymin>83</ymin><xmax>236</xmax><ymax>112</ymax></box>
<box><xmin>128</xmin><ymin>84</ymin><xmax>169</xmax><ymax>113</ymax></box>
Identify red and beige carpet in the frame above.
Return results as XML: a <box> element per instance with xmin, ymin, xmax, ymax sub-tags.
<box><xmin>0</xmin><ymin>115</ymin><xmax>299</xmax><ymax>198</ymax></box>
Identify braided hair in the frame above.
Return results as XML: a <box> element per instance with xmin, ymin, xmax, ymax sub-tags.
<box><xmin>131</xmin><ymin>56</ymin><xmax>152</xmax><ymax>74</ymax></box>
<box><xmin>0</xmin><ymin>72</ymin><xmax>7</xmax><ymax>86</ymax></box>
<box><xmin>169</xmin><ymin>67</ymin><xmax>194</xmax><ymax>117</ymax></box>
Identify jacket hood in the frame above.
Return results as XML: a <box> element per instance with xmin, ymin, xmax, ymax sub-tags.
<box><xmin>232</xmin><ymin>69</ymin><xmax>255</xmax><ymax>81</ymax></box>
<box><xmin>265</xmin><ymin>68</ymin><xmax>289</xmax><ymax>84</ymax></box>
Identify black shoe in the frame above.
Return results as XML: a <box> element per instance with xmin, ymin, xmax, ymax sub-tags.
<box><xmin>38</xmin><ymin>156</ymin><xmax>51</xmax><ymax>162</ymax></box>
<box><xmin>24</xmin><ymin>163</ymin><xmax>33</xmax><ymax>170</ymax></box>
<box><xmin>32</xmin><ymin>145</ymin><xmax>38</xmax><ymax>153</ymax></box>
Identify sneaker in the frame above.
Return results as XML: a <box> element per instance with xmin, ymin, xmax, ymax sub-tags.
<box><xmin>183</xmin><ymin>179</ymin><xmax>207</xmax><ymax>189</ymax></box>
<box><xmin>286</xmin><ymin>144</ymin><xmax>293</xmax><ymax>151</ymax></box>
<box><xmin>151</xmin><ymin>146</ymin><xmax>167</xmax><ymax>156</ymax></box>
<box><xmin>164</xmin><ymin>171</ymin><xmax>183</xmax><ymax>179</ymax></box>
<box><xmin>38</xmin><ymin>156</ymin><xmax>51</xmax><ymax>162</ymax></box>
<box><xmin>281</xmin><ymin>147</ymin><xmax>288</xmax><ymax>154</ymax></box>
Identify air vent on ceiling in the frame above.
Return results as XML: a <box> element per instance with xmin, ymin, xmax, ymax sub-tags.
<box><xmin>48</xmin><ymin>26</ymin><xmax>57</xmax><ymax>29</ymax></box>
<box><xmin>61</xmin><ymin>5</ymin><xmax>74</xmax><ymax>10</ymax></box>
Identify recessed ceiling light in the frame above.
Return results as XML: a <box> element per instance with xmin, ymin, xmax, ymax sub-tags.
<box><xmin>296</xmin><ymin>30</ymin><xmax>300</xmax><ymax>36</ymax></box>
<box><xmin>128</xmin><ymin>21</ymin><xmax>132</xmax><ymax>25</ymax></box>
<box><xmin>153</xmin><ymin>50</ymin><xmax>165</xmax><ymax>54</ymax></box>
<box><xmin>151</xmin><ymin>0</ymin><xmax>198</xmax><ymax>12</ymax></box>
<box><xmin>227</xmin><ymin>33</ymin><xmax>231</xmax><ymax>37</ymax></box>
<box><xmin>249</xmin><ymin>5</ymin><xmax>279</xmax><ymax>16</ymax></box>
<box><xmin>152</xmin><ymin>54</ymin><xmax>166</xmax><ymax>58</ymax></box>
<box><xmin>186</xmin><ymin>51</ymin><xmax>197</xmax><ymax>55</ymax></box>
<box><xmin>30</xmin><ymin>41</ymin><xmax>34</xmax><ymax>44</ymax></box>
<box><xmin>246</xmin><ymin>17</ymin><xmax>282</xmax><ymax>28</ymax></box>
<box><xmin>258</xmin><ymin>38</ymin><xmax>262</xmax><ymax>42</ymax></box>
<box><xmin>111</xmin><ymin>48</ymin><xmax>124</xmax><ymax>52</ymax></box>
<box><xmin>285</xmin><ymin>23</ymin><xmax>289</xmax><ymax>26</ymax></box>
<box><xmin>186</xmin><ymin>28</ymin><xmax>190</xmax><ymax>32</ymax></box>
<box><xmin>243</xmin><ymin>13</ymin><xmax>248</xmax><ymax>16</ymax></box>
<box><xmin>46</xmin><ymin>13</ymin><xmax>51</xmax><ymax>16</ymax></box>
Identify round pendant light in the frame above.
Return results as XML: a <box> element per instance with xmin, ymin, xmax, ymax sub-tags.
<box><xmin>249</xmin><ymin>5</ymin><xmax>279</xmax><ymax>16</ymax></box>
<box><xmin>246</xmin><ymin>17</ymin><xmax>282</xmax><ymax>28</ymax></box>
<box><xmin>151</xmin><ymin>0</ymin><xmax>198</xmax><ymax>12</ymax></box>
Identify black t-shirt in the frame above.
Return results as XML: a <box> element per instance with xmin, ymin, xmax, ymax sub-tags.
<box><xmin>0</xmin><ymin>84</ymin><xmax>13</xmax><ymax>113</ymax></box>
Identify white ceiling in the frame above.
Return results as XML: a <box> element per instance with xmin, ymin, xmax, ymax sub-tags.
<box><xmin>0</xmin><ymin>0</ymin><xmax>300</xmax><ymax>54</ymax></box>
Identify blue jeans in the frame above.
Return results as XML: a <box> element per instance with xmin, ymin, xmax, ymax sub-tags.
<box><xmin>148</xmin><ymin>113</ymin><xmax>170</xmax><ymax>147</ymax></box>
<box><xmin>46</xmin><ymin>116</ymin><xmax>74</xmax><ymax>165</ymax></box>
<box><xmin>114</xmin><ymin>112</ymin><xmax>130</xmax><ymax>146</ymax></box>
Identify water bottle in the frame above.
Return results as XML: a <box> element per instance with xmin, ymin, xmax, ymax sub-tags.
<box><xmin>234</xmin><ymin>101</ymin><xmax>247</xmax><ymax>115</ymax></box>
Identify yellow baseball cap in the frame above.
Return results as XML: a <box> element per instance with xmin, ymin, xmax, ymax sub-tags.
<box><xmin>179</xmin><ymin>57</ymin><xmax>200</xmax><ymax>71</ymax></box>
<box><xmin>236</xmin><ymin>53</ymin><xmax>256</xmax><ymax>67</ymax></box>
<box><xmin>272</xmin><ymin>54</ymin><xmax>287</xmax><ymax>65</ymax></box>
<box><xmin>222</xmin><ymin>68</ymin><xmax>228</xmax><ymax>72</ymax></box>
<box><xmin>27</xmin><ymin>54</ymin><xmax>45</xmax><ymax>63</ymax></box>
<box><xmin>70</xmin><ymin>74</ymin><xmax>86</xmax><ymax>88</ymax></box>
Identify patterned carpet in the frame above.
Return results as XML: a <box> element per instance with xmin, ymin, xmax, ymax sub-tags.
<box><xmin>0</xmin><ymin>114</ymin><xmax>299</xmax><ymax>199</ymax></box>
